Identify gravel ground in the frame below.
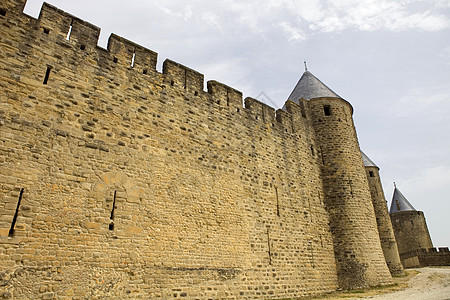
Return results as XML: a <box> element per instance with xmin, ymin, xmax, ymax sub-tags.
<box><xmin>357</xmin><ymin>267</ymin><xmax>450</xmax><ymax>300</ymax></box>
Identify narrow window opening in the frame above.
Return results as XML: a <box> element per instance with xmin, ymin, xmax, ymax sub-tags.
<box><xmin>9</xmin><ymin>188</ymin><xmax>24</xmax><ymax>237</ymax></box>
<box><xmin>411</xmin><ymin>220</ymin><xmax>414</xmax><ymax>227</ymax></box>
<box><xmin>109</xmin><ymin>191</ymin><xmax>117</xmax><ymax>230</ymax></box>
<box><xmin>43</xmin><ymin>27</ymin><xmax>50</xmax><ymax>34</ymax></box>
<box><xmin>369</xmin><ymin>171</ymin><xmax>375</xmax><ymax>177</ymax></box>
<box><xmin>255</xmin><ymin>116</ymin><xmax>259</xmax><ymax>120</ymax></box>
<box><xmin>130</xmin><ymin>49</ymin><xmax>136</xmax><ymax>68</ymax></box>
<box><xmin>113</xmin><ymin>57</ymin><xmax>118</xmax><ymax>63</ymax></box>
<box><xmin>236</xmin><ymin>108</ymin><xmax>240</xmax><ymax>113</ymax></box>
<box><xmin>323</xmin><ymin>105</ymin><xmax>331</xmax><ymax>116</ymax></box>
<box><xmin>266</xmin><ymin>227</ymin><xmax>272</xmax><ymax>265</ymax></box>
<box><xmin>80</xmin><ymin>44</ymin><xmax>86</xmax><ymax>51</ymax></box>
<box><xmin>310</xmin><ymin>145</ymin><xmax>315</xmax><ymax>156</ymax></box>
<box><xmin>0</xmin><ymin>8</ymin><xmax>6</xmax><ymax>16</ymax></box>
<box><xmin>66</xmin><ymin>20</ymin><xmax>73</xmax><ymax>41</ymax></box>
<box><xmin>143</xmin><ymin>69</ymin><xmax>148</xmax><ymax>75</ymax></box>
<box><xmin>349</xmin><ymin>179</ymin><xmax>354</xmax><ymax>197</ymax></box>
<box><xmin>216</xmin><ymin>100</ymin><xmax>220</xmax><ymax>105</ymax></box>
<box><xmin>183</xmin><ymin>69</ymin><xmax>187</xmax><ymax>89</ymax></box>
<box><xmin>43</xmin><ymin>66</ymin><xmax>52</xmax><ymax>85</ymax></box>
<box><xmin>170</xmin><ymin>80</ymin><xmax>175</xmax><ymax>86</ymax></box>
<box><xmin>194</xmin><ymin>91</ymin><xmax>198</xmax><ymax>96</ymax></box>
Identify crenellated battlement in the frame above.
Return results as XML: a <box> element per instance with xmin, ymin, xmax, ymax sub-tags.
<box><xmin>108</xmin><ymin>34</ymin><xmax>158</xmax><ymax>72</ymax></box>
<box><xmin>163</xmin><ymin>59</ymin><xmax>204</xmax><ymax>93</ymax></box>
<box><xmin>244</xmin><ymin>97</ymin><xmax>276</xmax><ymax>124</ymax></box>
<box><xmin>400</xmin><ymin>247</ymin><xmax>450</xmax><ymax>268</ymax></box>
<box><xmin>38</xmin><ymin>3</ymin><xmax>100</xmax><ymax>46</ymax></box>
<box><xmin>1</xmin><ymin>0</ymin><xmax>303</xmax><ymax>129</ymax></box>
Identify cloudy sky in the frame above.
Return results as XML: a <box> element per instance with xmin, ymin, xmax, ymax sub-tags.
<box><xmin>24</xmin><ymin>0</ymin><xmax>450</xmax><ymax>247</ymax></box>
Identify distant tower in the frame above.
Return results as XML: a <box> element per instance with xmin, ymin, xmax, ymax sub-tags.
<box><xmin>361</xmin><ymin>152</ymin><xmax>404</xmax><ymax>276</ymax></box>
<box><xmin>287</xmin><ymin>70</ymin><xmax>392</xmax><ymax>289</ymax></box>
<box><xmin>390</xmin><ymin>186</ymin><xmax>433</xmax><ymax>256</ymax></box>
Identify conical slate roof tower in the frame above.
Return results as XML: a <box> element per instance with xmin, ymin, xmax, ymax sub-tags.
<box><xmin>287</xmin><ymin>70</ymin><xmax>342</xmax><ymax>102</ymax></box>
<box><xmin>390</xmin><ymin>185</ymin><xmax>416</xmax><ymax>213</ymax></box>
<box><xmin>389</xmin><ymin>185</ymin><xmax>434</xmax><ymax>261</ymax></box>
<box><xmin>362</xmin><ymin>152</ymin><xmax>404</xmax><ymax>275</ymax></box>
<box><xmin>361</xmin><ymin>151</ymin><xmax>378</xmax><ymax>168</ymax></box>
<box><xmin>292</xmin><ymin>69</ymin><xmax>393</xmax><ymax>288</ymax></box>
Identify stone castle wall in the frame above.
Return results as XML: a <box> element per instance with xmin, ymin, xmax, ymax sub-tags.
<box><xmin>364</xmin><ymin>166</ymin><xmax>404</xmax><ymax>276</ymax></box>
<box><xmin>390</xmin><ymin>211</ymin><xmax>433</xmax><ymax>256</ymax></box>
<box><xmin>400</xmin><ymin>247</ymin><xmax>450</xmax><ymax>268</ymax></box>
<box><xmin>0</xmin><ymin>1</ymin><xmax>391</xmax><ymax>299</ymax></box>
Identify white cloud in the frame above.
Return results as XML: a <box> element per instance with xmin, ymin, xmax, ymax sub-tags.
<box><xmin>307</xmin><ymin>0</ymin><xmax>450</xmax><ymax>33</ymax></box>
<box><xmin>184</xmin><ymin>5</ymin><xmax>193</xmax><ymax>22</ymax></box>
<box><xmin>279</xmin><ymin>22</ymin><xmax>306</xmax><ymax>41</ymax></box>
<box><xmin>196</xmin><ymin>57</ymin><xmax>254</xmax><ymax>95</ymax></box>
<box><xmin>388</xmin><ymin>86</ymin><xmax>450</xmax><ymax>119</ymax></box>
<box><xmin>169</xmin><ymin>0</ymin><xmax>450</xmax><ymax>43</ymax></box>
<box><xmin>201</xmin><ymin>12</ymin><xmax>223</xmax><ymax>30</ymax></box>
<box><xmin>399</xmin><ymin>165</ymin><xmax>450</xmax><ymax>198</ymax></box>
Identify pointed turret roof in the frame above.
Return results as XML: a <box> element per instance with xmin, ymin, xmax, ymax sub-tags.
<box><xmin>287</xmin><ymin>71</ymin><xmax>342</xmax><ymax>103</ymax></box>
<box><xmin>361</xmin><ymin>151</ymin><xmax>379</xmax><ymax>169</ymax></box>
<box><xmin>390</xmin><ymin>185</ymin><xmax>416</xmax><ymax>214</ymax></box>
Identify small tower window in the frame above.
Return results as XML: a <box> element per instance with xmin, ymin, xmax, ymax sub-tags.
<box><xmin>369</xmin><ymin>171</ymin><xmax>375</xmax><ymax>177</ymax></box>
<box><xmin>323</xmin><ymin>105</ymin><xmax>331</xmax><ymax>116</ymax></box>
<box><xmin>43</xmin><ymin>66</ymin><xmax>52</xmax><ymax>85</ymax></box>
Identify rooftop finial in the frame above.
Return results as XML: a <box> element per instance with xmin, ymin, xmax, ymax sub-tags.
<box><xmin>304</xmin><ymin>60</ymin><xmax>308</xmax><ymax>72</ymax></box>
<box><xmin>393</xmin><ymin>181</ymin><xmax>397</xmax><ymax>189</ymax></box>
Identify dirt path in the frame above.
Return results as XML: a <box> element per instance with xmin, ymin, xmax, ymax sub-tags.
<box><xmin>309</xmin><ymin>267</ymin><xmax>450</xmax><ymax>300</ymax></box>
<box><xmin>359</xmin><ymin>267</ymin><xmax>450</xmax><ymax>300</ymax></box>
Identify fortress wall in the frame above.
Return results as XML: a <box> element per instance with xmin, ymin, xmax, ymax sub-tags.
<box><xmin>390</xmin><ymin>211</ymin><xmax>433</xmax><ymax>255</ymax></box>
<box><xmin>365</xmin><ymin>166</ymin><xmax>404</xmax><ymax>276</ymax></box>
<box><xmin>0</xmin><ymin>2</ymin><xmax>338</xmax><ymax>299</ymax></box>
<box><xmin>400</xmin><ymin>247</ymin><xmax>450</xmax><ymax>268</ymax></box>
<box><xmin>308</xmin><ymin>98</ymin><xmax>392</xmax><ymax>289</ymax></box>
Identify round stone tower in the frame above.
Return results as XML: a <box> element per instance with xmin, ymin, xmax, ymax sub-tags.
<box><xmin>361</xmin><ymin>152</ymin><xmax>404</xmax><ymax>276</ymax></box>
<box><xmin>287</xmin><ymin>70</ymin><xmax>392</xmax><ymax>289</ymax></box>
<box><xmin>389</xmin><ymin>186</ymin><xmax>433</xmax><ymax>256</ymax></box>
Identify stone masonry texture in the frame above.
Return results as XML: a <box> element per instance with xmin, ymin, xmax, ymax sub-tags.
<box><xmin>0</xmin><ymin>1</ymin><xmax>393</xmax><ymax>299</ymax></box>
<box><xmin>391</xmin><ymin>211</ymin><xmax>433</xmax><ymax>257</ymax></box>
<box><xmin>364</xmin><ymin>166</ymin><xmax>404</xmax><ymax>276</ymax></box>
